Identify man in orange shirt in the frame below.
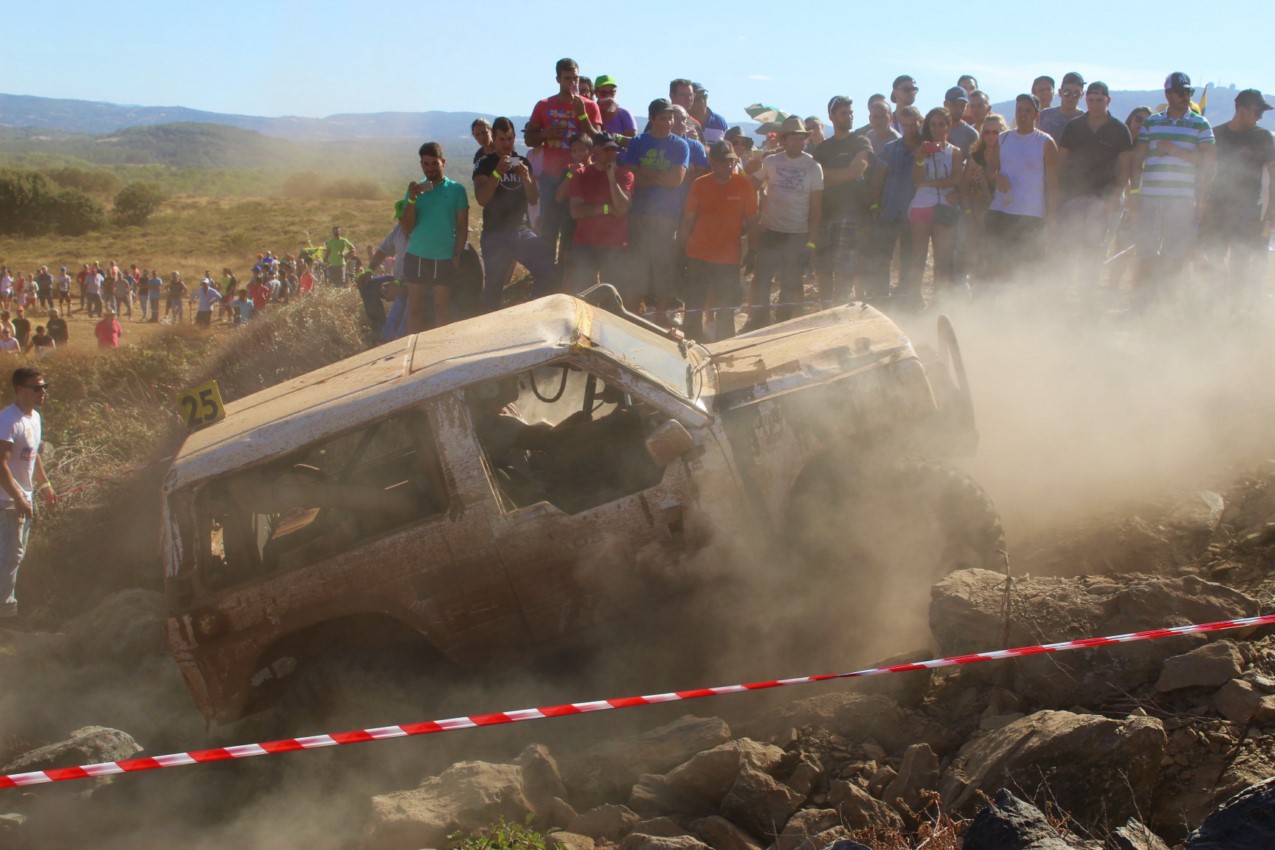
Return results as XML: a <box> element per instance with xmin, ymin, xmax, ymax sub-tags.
<box><xmin>679</xmin><ymin>141</ymin><xmax>759</xmax><ymax>340</ymax></box>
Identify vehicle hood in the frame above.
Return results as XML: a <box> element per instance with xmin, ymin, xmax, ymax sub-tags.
<box><xmin>704</xmin><ymin>304</ymin><xmax>918</xmax><ymax>410</ymax></box>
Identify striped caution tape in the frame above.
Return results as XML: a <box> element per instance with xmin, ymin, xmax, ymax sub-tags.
<box><xmin>3</xmin><ymin>611</ymin><xmax>1271</xmax><ymax>789</ymax></box>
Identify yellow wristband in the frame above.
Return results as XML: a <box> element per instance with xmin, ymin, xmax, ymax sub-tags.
<box><xmin>870</xmin><ymin>203</ymin><xmax>880</xmax><ymax>210</ymax></box>
<box><xmin>578</xmin><ymin>113</ymin><xmax>588</xmax><ymax>121</ymax></box>
<box><xmin>805</xmin><ymin>242</ymin><xmax>817</xmax><ymax>249</ymax></box>
<box><xmin>1128</xmin><ymin>189</ymin><xmax>1141</xmax><ymax>195</ymax></box>
<box><xmin>39</xmin><ymin>482</ymin><xmax>52</xmax><ymax>492</ymax></box>
<box><xmin>603</xmin><ymin>204</ymin><xmax>610</xmax><ymax>215</ymax></box>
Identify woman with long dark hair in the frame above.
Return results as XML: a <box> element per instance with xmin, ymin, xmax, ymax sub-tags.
<box><xmin>906</xmin><ymin>107</ymin><xmax>965</xmax><ymax>298</ymax></box>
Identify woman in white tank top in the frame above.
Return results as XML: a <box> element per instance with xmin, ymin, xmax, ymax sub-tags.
<box><xmin>905</xmin><ymin>107</ymin><xmax>966</xmax><ymax>295</ymax></box>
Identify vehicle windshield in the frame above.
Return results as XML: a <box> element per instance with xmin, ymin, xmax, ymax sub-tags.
<box><xmin>590</xmin><ymin>314</ymin><xmax>703</xmax><ymax>403</ymax></box>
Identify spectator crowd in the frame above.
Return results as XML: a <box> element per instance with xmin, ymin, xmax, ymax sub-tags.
<box><xmin>361</xmin><ymin>61</ymin><xmax>1273</xmax><ymax>342</ymax></box>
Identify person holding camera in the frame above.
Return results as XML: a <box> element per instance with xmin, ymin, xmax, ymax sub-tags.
<box><xmin>473</xmin><ymin>117</ymin><xmax>556</xmax><ymax>313</ymax></box>
<box><xmin>905</xmin><ymin>107</ymin><xmax>966</xmax><ymax>300</ymax></box>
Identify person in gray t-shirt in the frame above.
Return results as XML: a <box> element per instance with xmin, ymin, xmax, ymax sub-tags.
<box><xmin>944</xmin><ymin>87</ymin><xmax>978</xmax><ymax>155</ymax></box>
<box><xmin>1038</xmin><ymin>71</ymin><xmax>1086</xmax><ymax>141</ymax></box>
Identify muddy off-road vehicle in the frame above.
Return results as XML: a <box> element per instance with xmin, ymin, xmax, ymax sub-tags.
<box><xmin>162</xmin><ymin>290</ymin><xmax>1002</xmax><ymax>723</ymax></box>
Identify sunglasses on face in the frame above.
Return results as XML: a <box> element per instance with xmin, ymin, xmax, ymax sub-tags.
<box><xmin>1060</xmin><ymin>88</ymin><xmax>1082</xmax><ymax>97</ymax></box>
<box><xmin>22</xmin><ymin>383</ymin><xmax>49</xmax><ymax>392</ymax></box>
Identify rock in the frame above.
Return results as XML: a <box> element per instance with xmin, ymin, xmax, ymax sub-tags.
<box><xmin>1108</xmin><ymin>818</ymin><xmax>1171</xmax><ymax>850</ymax></box>
<box><xmin>548</xmin><ymin>798</ymin><xmax>579</xmax><ymax>829</ymax></box>
<box><xmin>827</xmin><ymin>779</ymin><xmax>902</xmax><ymax>830</ymax></box>
<box><xmin>1212</xmin><ymin>679</ymin><xmax>1275</xmax><ymax>726</ymax></box>
<box><xmin>1156</xmin><ymin>641</ymin><xmax>1245</xmax><ymax>692</ymax></box>
<box><xmin>865</xmin><ymin>765</ymin><xmax>896</xmax><ymax>798</ymax></box>
<box><xmin>518</xmin><ymin>744</ymin><xmax>569</xmax><ymax>812</ymax></box>
<box><xmin>1187</xmin><ymin>776</ymin><xmax>1275</xmax><ymax>849</ymax></box>
<box><xmin>719</xmin><ymin>765</ymin><xmax>804</xmax><ymax>840</ymax></box>
<box><xmin>939</xmin><ymin>710</ymin><xmax>1166</xmax><ymax>830</ymax></box>
<box><xmin>563</xmin><ymin>716</ymin><xmax>731</xmax><ymax>804</ymax></box>
<box><xmin>632</xmin><ymin>817</ymin><xmax>691</xmax><ymax>838</ymax></box>
<box><xmin>773</xmin><ymin>809</ymin><xmax>840</xmax><ymax>850</ymax></box>
<box><xmin>880</xmin><ymin>742</ymin><xmax>939</xmax><ymax>814</ymax></box>
<box><xmin>1167</xmin><ymin>491</ymin><xmax>1225</xmax><ymax>540</ymax></box>
<box><xmin>0</xmin><ymin>813</ymin><xmax>26</xmax><ymax>831</ymax></box>
<box><xmin>782</xmin><ymin>754</ymin><xmax>821</xmax><ymax>797</ymax></box>
<box><xmin>568</xmin><ymin>804</ymin><xmax>640</xmax><ymax>842</ymax></box>
<box><xmin>963</xmin><ymin>789</ymin><xmax>1083</xmax><ymax>850</ymax></box>
<box><xmin>59</xmin><ymin>589</ymin><xmax>167</xmax><ymax>665</ymax></box>
<box><xmin>619</xmin><ymin>834</ymin><xmax>712</xmax><ymax>850</ymax></box>
<box><xmin>737</xmin><ymin>693</ymin><xmax>958</xmax><ymax>755</ymax></box>
<box><xmin>929</xmin><ymin>571</ymin><xmax>1258</xmax><ymax>708</ymax></box>
<box><xmin>693</xmin><ymin>815</ymin><xmax>764</xmax><ymax>850</ymax></box>
<box><xmin>1</xmin><ymin>726</ymin><xmax>141</xmax><ymax>779</ymax></box>
<box><xmin>823</xmin><ymin>842</ymin><xmax>872</xmax><ymax>850</ymax></box>
<box><xmin>629</xmin><ymin>773</ymin><xmax>710</xmax><ymax>818</ymax></box>
<box><xmin>548</xmin><ymin>833</ymin><xmax>597</xmax><ymax>850</ymax></box>
<box><xmin>363</xmin><ymin>760</ymin><xmax>534</xmax><ymax>850</ymax></box>
<box><xmin>664</xmin><ymin>739</ymin><xmax>785</xmax><ymax>808</ymax></box>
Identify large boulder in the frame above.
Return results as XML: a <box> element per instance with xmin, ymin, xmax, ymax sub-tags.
<box><xmin>363</xmin><ymin>760</ymin><xmax>534</xmax><ymax>850</ymax></box>
<box><xmin>567</xmin><ymin>804</ymin><xmax>640</xmax><ymax>842</ymax></box>
<box><xmin>562</xmin><ymin>716</ymin><xmax>731</xmax><ymax>804</ymax></box>
<box><xmin>736</xmin><ymin>693</ymin><xmax>958</xmax><ymax>755</ymax></box>
<box><xmin>826</xmin><ymin>779</ymin><xmax>902</xmax><ymax>831</ymax></box>
<box><xmin>880</xmin><ymin>742</ymin><xmax>939</xmax><ymax>814</ymax></box>
<box><xmin>58</xmin><ymin>589</ymin><xmax>167</xmax><ymax>665</ymax></box>
<box><xmin>1</xmin><ymin>726</ymin><xmax>141</xmax><ymax>779</ymax></box>
<box><xmin>1109</xmin><ymin>818</ymin><xmax>1171</xmax><ymax>850</ymax></box>
<box><xmin>962</xmin><ymin>789</ymin><xmax>1084</xmax><ymax>850</ymax></box>
<box><xmin>1187</xmin><ymin>776</ymin><xmax>1275</xmax><ymax>850</ymax></box>
<box><xmin>718</xmin><ymin>765</ymin><xmax>804</xmax><ymax>840</ymax></box>
<box><xmin>1155</xmin><ymin>641</ymin><xmax>1245</xmax><ymax>692</ymax></box>
<box><xmin>939</xmin><ymin>710</ymin><xmax>1165</xmax><ymax>829</ymax></box>
<box><xmin>663</xmin><ymin>739</ymin><xmax>785</xmax><ymax>809</ymax></box>
<box><xmin>619</xmin><ymin>834</ymin><xmax>712</xmax><ymax>850</ymax></box>
<box><xmin>929</xmin><ymin>571</ymin><xmax>1259</xmax><ymax>708</ymax></box>
<box><xmin>693</xmin><ymin>815</ymin><xmax>763</xmax><ymax>850</ymax></box>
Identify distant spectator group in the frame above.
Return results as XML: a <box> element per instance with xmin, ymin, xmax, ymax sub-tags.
<box><xmin>357</xmin><ymin>61</ymin><xmax>1272</xmax><ymax>342</ymax></box>
<box><xmin>0</xmin><ymin>247</ymin><xmax>345</xmax><ymax>355</ymax></box>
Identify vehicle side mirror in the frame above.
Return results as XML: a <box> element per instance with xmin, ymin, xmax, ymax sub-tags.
<box><xmin>645</xmin><ymin>420</ymin><xmax>695</xmax><ymax>467</ymax></box>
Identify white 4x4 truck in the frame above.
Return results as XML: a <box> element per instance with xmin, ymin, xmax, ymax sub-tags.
<box><xmin>162</xmin><ymin>289</ymin><xmax>1001</xmax><ymax>723</ymax></box>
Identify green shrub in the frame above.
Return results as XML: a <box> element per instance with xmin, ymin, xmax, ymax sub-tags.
<box><xmin>113</xmin><ymin>181</ymin><xmax>167</xmax><ymax>226</ymax></box>
<box><xmin>449</xmin><ymin>819</ymin><xmax>546</xmax><ymax>850</ymax></box>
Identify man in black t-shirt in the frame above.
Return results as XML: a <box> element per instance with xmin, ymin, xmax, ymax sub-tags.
<box><xmin>813</xmin><ymin>96</ymin><xmax>874</xmax><ymax>305</ymax></box>
<box><xmin>473</xmin><ymin>116</ymin><xmax>557</xmax><ymax>312</ymax></box>
<box><xmin>1057</xmin><ymin>82</ymin><xmax>1133</xmax><ymax>293</ymax></box>
<box><xmin>1201</xmin><ymin>88</ymin><xmax>1275</xmax><ymax>313</ymax></box>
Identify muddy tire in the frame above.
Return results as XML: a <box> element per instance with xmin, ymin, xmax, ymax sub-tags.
<box><xmin>892</xmin><ymin>458</ymin><xmax>1005</xmax><ymax>577</ymax></box>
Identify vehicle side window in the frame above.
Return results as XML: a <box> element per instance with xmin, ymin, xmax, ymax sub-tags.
<box><xmin>467</xmin><ymin>365</ymin><xmax>668</xmax><ymax>515</ymax></box>
<box><xmin>195</xmin><ymin>409</ymin><xmax>445</xmax><ymax>588</ymax></box>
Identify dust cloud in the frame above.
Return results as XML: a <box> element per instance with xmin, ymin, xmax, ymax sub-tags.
<box><xmin>5</xmin><ymin>264</ymin><xmax>1275</xmax><ymax>847</ymax></box>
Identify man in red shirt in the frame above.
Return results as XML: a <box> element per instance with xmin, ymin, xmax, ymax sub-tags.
<box><xmin>679</xmin><ymin>141</ymin><xmax>759</xmax><ymax>340</ymax></box>
<box><xmin>94</xmin><ymin>308</ymin><xmax>122</xmax><ymax>349</ymax></box>
<box><xmin>526</xmin><ymin>58</ymin><xmax>603</xmax><ymax>272</ymax></box>
<box><xmin>566</xmin><ymin>133</ymin><xmax>634</xmax><ymax>294</ymax></box>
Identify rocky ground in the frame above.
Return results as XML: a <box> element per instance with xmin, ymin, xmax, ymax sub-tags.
<box><xmin>4</xmin><ymin>461</ymin><xmax>1275</xmax><ymax>848</ymax></box>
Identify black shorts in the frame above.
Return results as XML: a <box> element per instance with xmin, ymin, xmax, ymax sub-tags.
<box><xmin>403</xmin><ymin>254</ymin><xmax>458</xmax><ymax>287</ymax></box>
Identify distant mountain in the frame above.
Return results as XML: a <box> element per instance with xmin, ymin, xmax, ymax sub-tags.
<box><xmin>0</xmin><ymin>93</ymin><xmax>521</xmax><ymax>143</ymax></box>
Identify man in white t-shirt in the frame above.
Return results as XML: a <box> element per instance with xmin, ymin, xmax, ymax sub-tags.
<box><xmin>746</xmin><ymin>116</ymin><xmax>824</xmax><ymax>328</ymax></box>
<box><xmin>0</xmin><ymin>367</ymin><xmax>56</xmax><ymax>621</ymax></box>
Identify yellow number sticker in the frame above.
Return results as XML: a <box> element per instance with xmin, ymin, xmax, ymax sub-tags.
<box><xmin>177</xmin><ymin>380</ymin><xmax>226</xmax><ymax>430</ymax></box>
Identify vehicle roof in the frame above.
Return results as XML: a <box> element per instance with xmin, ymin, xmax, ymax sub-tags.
<box><xmin>165</xmin><ymin>295</ymin><xmax>610</xmax><ymax>491</ymax></box>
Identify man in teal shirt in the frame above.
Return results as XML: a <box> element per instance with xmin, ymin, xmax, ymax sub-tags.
<box><xmin>400</xmin><ymin>142</ymin><xmax>469</xmax><ymax>331</ymax></box>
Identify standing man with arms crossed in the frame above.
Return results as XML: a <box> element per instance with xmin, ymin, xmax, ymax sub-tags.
<box><xmin>813</xmin><ymin>96</ymin><xmax>874</xmax><ymax>306</ymax></box>
<box><xmin>0</xmin><ymin>367</ymin><xmax>55</xmax><ymax>624</ymax></box>
<box><xmin>1199</xmin><ymin>88</ymin><xmax>1275</xmax><ymax>316</ymax></box>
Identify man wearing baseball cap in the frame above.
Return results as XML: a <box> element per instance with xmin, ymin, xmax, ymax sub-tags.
<box><xmin>566</xmin><ymin>132</ymin><xmax>634</xmax><ymax>293</ymax></box>
<box><xmin>944</xmin><ymin>87</ymin><xmax>977</xmax><ymax>155</ymax></box>
<box><xmin>889</xmin><ymin>76</ymin><xmax>918</xmax><ymax>134</ymax></box>
<box><xmin>594</xmin><ymin>75</ymin><xmax>636</xmax><ymax>140</ymax></box>
<box><xmin>1130</xmin><ymin>71</ymin><xmax>1215</xmax><ymax>298</ymax></box>
<box><xmin>746</xmin><ymin>116</ymin><xmax>824</xmax><ymax>329</ymax></box>
<box><xmin>1200</xmin><ymin>88</ymin><xmax>1275</xmax><ymax>314</ymax></box>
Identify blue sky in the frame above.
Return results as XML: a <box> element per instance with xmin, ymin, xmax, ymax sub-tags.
<box><xmin>5</xmin><ymin>0</ymin><xmax>1272</xmax><ymax>123</ymax></box>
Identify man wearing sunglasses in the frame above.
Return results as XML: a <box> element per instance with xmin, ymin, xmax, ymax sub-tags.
<box><xmin>1130</xmin><ymin>71</ymin><xmax>1216</xmax><ymax>297</ymax></box>
<box><xmin>890</xmin><ymin>76</ymin><xmax>919</xmax><ymax>135</ymax></box>
<box><xmin>1039</xmin><ymin>72</ymin><xmax>1086</xmax><ymax>142</ymax></box>
<box><xmin>0</xmin><ymin>367</ymin><xmax>56</xmax><ymax>623</ymax></box>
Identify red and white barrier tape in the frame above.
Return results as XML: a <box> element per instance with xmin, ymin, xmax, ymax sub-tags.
<box><xmin>4</xmin><ymin>612</ymin><xmax>1272</xmax><ymax>789</ymax></box>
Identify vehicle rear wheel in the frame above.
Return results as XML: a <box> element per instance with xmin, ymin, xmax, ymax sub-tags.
<box><xmin>786</xmin><ymin>456</ymin><xmax>1004</xmax><ymax>588</ymax></box>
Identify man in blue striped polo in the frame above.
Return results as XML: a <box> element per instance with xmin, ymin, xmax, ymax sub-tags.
<box><xmin>1129</xmin><ymin>71</ymin><xmax>1215</xmax><ymax>296</ymax></box>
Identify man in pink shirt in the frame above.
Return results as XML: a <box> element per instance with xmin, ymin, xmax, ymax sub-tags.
<box><xmin>94</xmin><ymin>308</ymin><xmax>122</xmax><ymax>349</ymax></box>
<box><xmin>526</xmin><ymin>58</ymin><xmax>602</xmax><ymax>273</ymax></box>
